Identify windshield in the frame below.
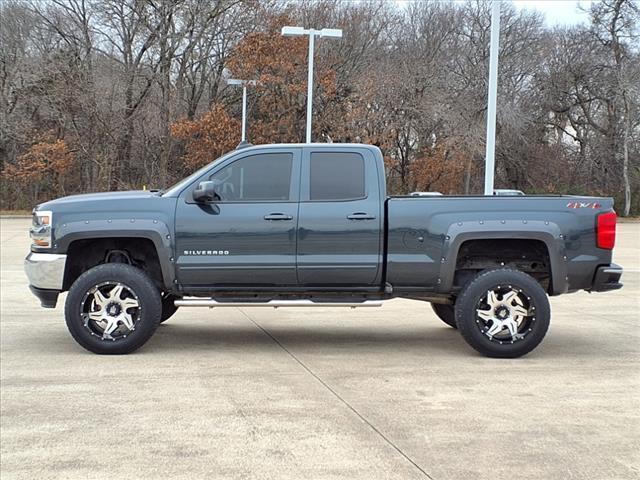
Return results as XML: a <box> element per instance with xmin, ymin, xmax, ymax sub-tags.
<box><xmin>161</xmin><ymin>149</ymin><xmax>237</xmax><ymax>197</ymax></box>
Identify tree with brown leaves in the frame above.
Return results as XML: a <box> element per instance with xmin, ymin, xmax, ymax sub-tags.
<box><xmin>170</xmin><ymin>104</ymin><xmax>240</xmax><ymax>169</ymax></box>
<box><xmin>3</xmin><ymin>135</ymin><xmax>75</xmax><ymax>203</ymax></box>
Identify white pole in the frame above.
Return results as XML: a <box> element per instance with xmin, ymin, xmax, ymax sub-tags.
<box><xmin>306</xmin><ymin>31</ymin><xmax>315</xmax><ymax>143</ymax></box>
<box><xmin>282</xmin><ymin>26</ymin><xmax>341</xmax><ymax>144</ymax></box>
<box><xmin>484</xmin><ymin>1</ymin><xmax>501</xmax><ymax>195</ymax></box>
<box><xmin>241</xmin><ymin>85</ymin><xmax>247</xmax><ymax>142</ymax></box>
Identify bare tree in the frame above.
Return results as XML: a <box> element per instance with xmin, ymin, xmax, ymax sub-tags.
<box><xmin>1</xmin><ymin>0</ymin><xmax>638</xmax><ymax>214</ymax></box>
<box><xmin>590</xmin><ymin>0</ymin><xmax>639</xmax><ymax>215</ymax></box>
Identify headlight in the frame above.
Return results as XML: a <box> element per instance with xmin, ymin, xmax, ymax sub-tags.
<box><xmin>30</xmin><ymin>210</ymin><xmax>52</xmax><ymax>248</ymax></box>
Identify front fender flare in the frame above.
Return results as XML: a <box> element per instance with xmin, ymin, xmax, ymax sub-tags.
<box><xmin>55</xmin><ymin>219</ymin><xmax>175</xmax><ymax>290</ymax></box>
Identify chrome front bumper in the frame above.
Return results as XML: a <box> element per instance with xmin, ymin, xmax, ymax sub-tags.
<box><xmin>24</xmin><ymin>252</ymin><xmax>67</xmax><ymax>290</ymax></box>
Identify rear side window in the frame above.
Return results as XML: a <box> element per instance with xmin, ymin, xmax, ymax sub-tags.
<box><xmin>209</xmin><ymin>153</ymin><xmax>293</xmax><ymax>201</ymax></box>
<box><xmin>309</xmin><ymin>152</ymin><xmax>365</xmax><ymax>201</ymax></box>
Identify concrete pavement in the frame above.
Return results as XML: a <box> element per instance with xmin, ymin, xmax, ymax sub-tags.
<box><xmin>1</xmin><ymin>218</ymin><xmax>638</xmax><ymax>479</ymax></box>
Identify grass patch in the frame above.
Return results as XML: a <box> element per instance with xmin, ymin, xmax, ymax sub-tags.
<box><xmin>0</xmin><ymin>210</ymin><xmax>32</xmax><ymax>216</ymax></box>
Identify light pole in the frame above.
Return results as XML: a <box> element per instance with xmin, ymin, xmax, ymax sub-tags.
<box><xmin>281</xmin><ymin>26</ymin><xmax>342</xmax><ymax>143</ymax></box>
<box><xmin>227</xmin><ymin>78</ymin><xmax>257</xmax><ymax>146</ymax></box>
<box><xmin>484</xmin><ymin>1</ymin><xmax>501</xmax><ymax>195</ymax></box>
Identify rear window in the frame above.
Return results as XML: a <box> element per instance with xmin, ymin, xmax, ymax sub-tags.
<box><xmin>309</xmin><ymin>152</ymin><xmax>365</xmax><ymax>201</ymax></box>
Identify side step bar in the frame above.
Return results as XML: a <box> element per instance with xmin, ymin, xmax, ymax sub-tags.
<box><xmin>174</xmin><ymin>298</ymin><xmax>383</xmax><ymax>308</ymax></box>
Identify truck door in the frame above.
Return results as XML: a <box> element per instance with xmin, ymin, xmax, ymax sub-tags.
<box><xmin>297</xmin><ymin>147</ymin><xmax>383</xmax><ymax>286</ymax></box>
<box><xmin>175</xmin><ymin>148</ymin><xmax>301</xmax><ymax>288</ymax></box>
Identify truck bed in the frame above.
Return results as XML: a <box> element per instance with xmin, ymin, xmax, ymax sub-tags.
<box><xmin>385</xmin><ymin>195</ymin><xmax>615</xmax><ymax>295</ymax></box>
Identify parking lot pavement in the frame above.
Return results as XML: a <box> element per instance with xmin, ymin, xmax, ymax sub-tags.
<box><xmin>1</xmin><ymin>217</ymin><xmax>638</xmax><ymax>480</ymax></box>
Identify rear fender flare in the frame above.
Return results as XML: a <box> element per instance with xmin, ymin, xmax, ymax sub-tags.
<box><xmin>437</xmin><ymin>220</ymin><xmax>567</xmax><ymax>295</ymax></box>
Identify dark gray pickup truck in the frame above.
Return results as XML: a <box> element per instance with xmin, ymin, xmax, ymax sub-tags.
<box><xmin>25</xmin><ymin>143</ymin><xmax>623</xmax><ymax>357</ymax></box>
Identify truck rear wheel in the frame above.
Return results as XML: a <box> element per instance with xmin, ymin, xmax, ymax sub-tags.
<box><xmin>455</xmin><ymin>268</ymin><xmax>550</xmax><ymax>358</ymax></box>
<box><xmin>64</xmin><ymin>263</ymin><xmax>162</xmax><ymax>354</ymax></box>
<box><xmin>431</xmin><ymin>303</ymin><xmax>457</xmax><ymax>329</ymax></box>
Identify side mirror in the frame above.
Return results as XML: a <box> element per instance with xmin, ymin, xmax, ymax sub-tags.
<box><xmin>193</xmin><ymin>181</ymin><xmax>217</xmax><ymax>203</ymax></box>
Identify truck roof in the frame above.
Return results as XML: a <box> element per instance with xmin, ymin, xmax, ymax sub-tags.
<box><xmin>236</xmin><ymin>143</ymin><xmax>381</xmax><ymax>153</ymax></box>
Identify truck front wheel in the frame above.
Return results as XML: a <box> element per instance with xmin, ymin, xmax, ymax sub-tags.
<box><xmin>64</xmin><ymin>264</ymin><xmax>162</xmax><ymax>354</ymax></box>
<box><xmin>455</xmin><ymin>268</ymin><xmax>550</xmax><ymax>358</ymax></box>
<box><xmin>431</xmin><ymin>303</ymin><xmax>457</xmax><ymax>329</ymax></box>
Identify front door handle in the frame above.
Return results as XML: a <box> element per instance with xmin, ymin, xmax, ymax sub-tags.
<box><xmin>264</xmin><ymin>213</ymin><xmax>293</xmax><ymax>221</ymax></box>
<box><xmin>347</xmin><ymin>212</ymin><xmax>376</xmax><ymax>220</ymax></box>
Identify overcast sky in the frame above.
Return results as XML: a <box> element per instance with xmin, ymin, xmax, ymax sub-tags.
<box><xmin>512</xmin><ymin>1</ymin><xmax>593</xmax><ymax>26</ymax></box>
<box><xmin>395</xmin><ymin>1</ymin><xmax>594</xmax><ymax>26</ymax></box>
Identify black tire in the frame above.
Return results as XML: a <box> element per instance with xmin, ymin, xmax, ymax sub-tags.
<box><xmin>64</xmin><ymin>263</ymin><xmax>162</xmax><ymax>354</ymax></box>
<box><xmin>455</xmin><ymin>268</ymin><xmax>550</xmax><ymax>358</ymax></box>
<box><xmin>160</xmin><ymin>294</ymin><xmax>180</xmax><ymax>323</ymax></box>
<box><xmin>431</xmin><ymin>303</ymin><xmax>457</xmax><ymax>329</ymax></box>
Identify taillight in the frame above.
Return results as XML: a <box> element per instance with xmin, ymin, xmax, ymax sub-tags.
<box><xmin>596</xmin><ymin>211</ymin><xmax>616</xmax><ymax>249</ymax></box>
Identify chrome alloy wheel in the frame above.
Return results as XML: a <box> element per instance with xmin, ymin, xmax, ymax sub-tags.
<box><xmin>81</xmin><ymin>282</ymin><xmax>140</xmax><ymax>341</ymax></box>
<box><xmin>475</xmin><ymin>286</ymin><xmax>535</xmax><ymax>343</ymax></box>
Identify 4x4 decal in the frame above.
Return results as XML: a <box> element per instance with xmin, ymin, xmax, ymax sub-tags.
<box><xmin>566</xmin><ymin>201</ymin><xmax>601</xmax><ymax>209</ymax></box>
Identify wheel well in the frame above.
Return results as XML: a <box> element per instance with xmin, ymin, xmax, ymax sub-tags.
<box><xmin>62</xmin><ymin>238</ymin><xmax>164</xmax><ymax>291</ymax></box>
<box><xmin>454</xmin><ymin>239</ymin><xmax>552</xmax><ymax>293</ymax></box>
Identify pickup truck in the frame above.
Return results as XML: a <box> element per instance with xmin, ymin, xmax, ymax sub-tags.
<box><xmin>25</xmin><ymin>143</ymin><xmax>623</xmax><ymax>357</ymax></box>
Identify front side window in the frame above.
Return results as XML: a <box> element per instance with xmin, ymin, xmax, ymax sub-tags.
<box><xmin>309</xmin><ymin>152</ymin><xmax>365</xmax><ymax>201</ymax></box>
<box><xmin>209</xmin><ymin>153</ymin><xmax>293</xmax><ymax>201</ymax></box>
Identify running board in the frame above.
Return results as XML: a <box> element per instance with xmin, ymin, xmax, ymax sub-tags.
<box><xmin>174</xmin><ymin>298</ymin><xmax>383</xmax><ymax>308</ymax></box>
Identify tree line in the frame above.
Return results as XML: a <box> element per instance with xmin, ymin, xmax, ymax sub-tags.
<box><xmin>1</xmin><ymin>0</ymin><xmax>639</xmax><ymax>214</ymax></box>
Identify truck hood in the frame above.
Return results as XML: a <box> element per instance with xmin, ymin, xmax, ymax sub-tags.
<box><xmin>35</xmin><ymin>190</ymin><xmax>175</xmax><ymax>219</ymax></box>
<box><xmin>38</xmin><ymin>190</ymin><xmax>159</xmax><ymax>208</ymax></box>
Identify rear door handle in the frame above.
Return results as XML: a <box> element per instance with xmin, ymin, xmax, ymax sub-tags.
<box><xmin>264</xmin><ymin>213</ymin><xmax>293</xmax><ymax>221</ymax></box>
<box><xmin>347</xmin><ymin>212</ymin><xmax>376</xmax><ymax>220</ymax></box>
